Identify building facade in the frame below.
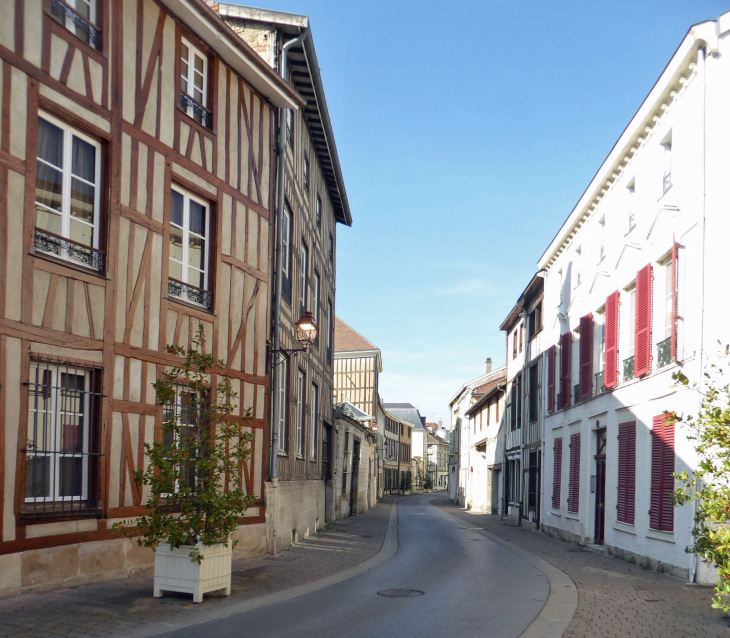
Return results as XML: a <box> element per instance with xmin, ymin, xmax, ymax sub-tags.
<box><xmin>216</xmin><ymin>5</ymin><xmax>353</xmax><ymax>554</ymax></box>
<box><xmin>537</xmin><ymin>15</ymin><xmax>730</xmax><ymax>583</ymax></box>
<box><xmin>0</xmin><ymin>0</ymin><xmax>302</xmax><ymax>595</ymax></box>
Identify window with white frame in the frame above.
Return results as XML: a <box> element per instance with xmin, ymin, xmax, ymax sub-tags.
<box><xmin>169</xmin><ymin>187</ymin><xmax>211</xmax><ymax>307</ymax></box>
<box><xmin>25</xmin><ymin>358</ymin><xmax>103</xmax><ymax>515</ymax></box>
<box><xmin>629</xmin><ymin>288</ymin><xmax>636</xmax><ymax>357</ymax></box>
<box><xmin>296</xmin><ymin>370</ymin><xmax>305</xmax><ymax>457</ymax></box>
<box><xmin>310</xmin><ymin>383</ymin><xmax>318</xmax><ymax>460</ymax></box>
<box><xmin>277</xmin><ymin>359</ymin><xmax>288</xmax><ymax>453</ymax></box>
<box><xmin>35</xmin><ymin>114</ymin><xmax>103</xmax><ymax>270</ymax></box>
<box><xmin>664</xmin><ymin>261</ymin><xmax>673</xmax><ymax>339</ymax></box>
<box><xmin>180</xmin><ymin>38</ymin><xmax>210</xmax><ymax>127</ymax></box>
<box><xmin>161</xmin><ymin>384</ymin><xmax>203</xmax><ymax>492</ymax></box>
<box><xmin>51</xmin><ymin>0</ymin><xmax>101</xmax><ymax>50</ymax></box>
<box><xmin>299</xmin><ymin>243</ymin><xmax>308</xmax><ymax>313</ymax></box>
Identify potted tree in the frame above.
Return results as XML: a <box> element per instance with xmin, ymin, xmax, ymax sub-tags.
<box><xmin>114</xmin><ymin>326</ymin><xmax>254</xmax><ymax>603</ymax></box>
<box><xmin>423</xmin><ymin>474</ymin><xmax>434</xmax><ymax>493</ymax></box>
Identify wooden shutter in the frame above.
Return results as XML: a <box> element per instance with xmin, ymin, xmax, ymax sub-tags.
<box><xmin>579</xmin><ymin>314</ymin><xmax>593</xmax><ymax>399</ymax></box>
<box><xmin>559</xmin><ymin>332</ymin><xmax>572</xmax><ymax>408</ymax></box>
<box><xmin>617</xmin><ymin>421</ymin><xmax>636</xmax><ymax>524</ymax></box>
<box><xmin>567</xmin><ymin>433</ymin><xmax>580</xmax><ymax>513</ymax></box>
<box><xmin>604</xmin><ymin>291</ymin><xmax>620</xmax><ymax>388</ymax></box>
<box><xmin>650</xmin><ymin>414</ymin><xmax>675</xmax><ymax>531</ymax></box>
<box><xmin>671</xmin><ymin>240</ymin><xmax>678</xmax><ymax>360</ymax></box>
<box><xmin>552</xmin><ymin>437</ymin><xmax>562</xmax><ymax>509</ymax></box>
<box><xmin>635</xmin><ymin>264</ymin><xmax>653</xmax><ymax>376</ymax></box>
<box><xmin>547</xmin><ymin>345</ymin><xmax>556</xmax><ymax>414</ymax></box>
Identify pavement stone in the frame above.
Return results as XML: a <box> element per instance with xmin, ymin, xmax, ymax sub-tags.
<box><xmin>0</xmin><ymin>499</ymin><xmax>394</xmax><ymax>638</ymax></box>
<box><xmin>434</xmin><ymin>497</ymin><xmax>729</xmax><ymax>638</ymax></box>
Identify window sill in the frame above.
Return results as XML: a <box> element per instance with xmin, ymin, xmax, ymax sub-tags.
<box><xmin>165</xmin><ymin>294</ymin><xmax>216</xmax><ymax>317</ymax></box>
<box><xmin>176</xmin><ymin>104</ymin><xmax>216</xmax><ymax>136</ymax></box>
<box><xmin>277</xmin><ymin>451</ymin><xmax>288</xmax><ymax>457</ymax></box>
<box><xmin>30</xmin><ymin>248</ymin><xmax>109</xmax><ymax>282</ymax></box>
<box><xmin>565</xmin><ymin>512</ymin><xmax>579</xmax><ymax>521</ymax></box>
<box><xmin>613</xmin><ymin>520</ymin><xmax>636</xmax><ymax>535</ymax></box>
<box><xmin>646</xmin><ymin>528</ymin><xmax>675</xmax><ymax>543</ymax></box>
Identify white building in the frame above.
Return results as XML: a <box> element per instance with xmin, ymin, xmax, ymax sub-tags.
<box><xmin>538</xmin><ymin>14</ymin><xmax>730</xmax><ymax>583</ymax></box>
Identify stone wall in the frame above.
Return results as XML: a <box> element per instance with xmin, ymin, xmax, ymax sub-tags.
<box><xmin>266</xmin><ymin>480</ymin><xmax>325</xmax><ymax>554</ymax></box>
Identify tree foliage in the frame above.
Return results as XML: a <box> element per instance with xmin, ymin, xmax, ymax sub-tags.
<box><xmin>113</xmin><ymin>325</ymin><xmax>255</xmax><ymax>562</ymax></box>
<box><xmin>423</xmin><ymin>474</ymin><xmax>434</xmax><ymax>491</ymax></box>
<box><xmin>672</xmin><ymin>348</ymin><xmax>730</xmax><ymax>610</ymax></box>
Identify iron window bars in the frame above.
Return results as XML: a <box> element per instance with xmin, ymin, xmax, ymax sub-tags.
<box><xmin>34</xmin><ymin>225</ymin><xmax>105</xmax><ymax>273</ymax></box>
<box><xmin>656</xmin><ymin>337</ymin><xmax>672</xmax><ymax>369</ymax></box>
<box><xmin>179</xmin><ymin>93</ymin><xmax>212</xmax><ymax>129</ymax></box>
<box><xmin>623</xmin><ymin>356</ymin><xmax>635</xmax><ymax>382</ymax></box>
<box><xmin>51</xmin><ymin>0</ymin><xmax>102</xmax><ymax>50</ymax></box>
<box><xmin>23</xmin><ymin>356</ymin><xmax>104</xmax><ymax>519</ymax></box>
<box><xmin>168</xmin><ymin>278</ymin><xmax>213</xmax><ymax>309</ymax></box>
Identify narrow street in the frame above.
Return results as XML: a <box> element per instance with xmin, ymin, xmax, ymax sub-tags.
<box><xmin>158</xmin><ymin>494</ymin><xmax>549</xmax><ymax>638</ymax></box>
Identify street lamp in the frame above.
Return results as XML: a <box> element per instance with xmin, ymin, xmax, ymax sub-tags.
<box><xmin>269</xmin><ymin>312</ymin><xmax>318</xmax><ymax>367</ymax></box>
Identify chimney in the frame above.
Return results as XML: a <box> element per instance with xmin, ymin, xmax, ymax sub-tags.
<box><xmin>438</xmin><ymin>420</ymin><xmax>443</xmax><ymax>429</ymax></box>
<box><xmin>486</xmin><ymin>357</ymin><xmax>492</xmax><ymax>374</ymax></box>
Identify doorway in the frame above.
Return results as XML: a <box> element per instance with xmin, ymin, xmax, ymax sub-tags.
<box><xmin>594</xmin><ymin>429</ymin><xmax>607</xmax><ymax>545</ymax></box>
<box><xmin>350</xmin><ymin>440</ymin><xmax>360</xmax><ymax>516</ymax></box>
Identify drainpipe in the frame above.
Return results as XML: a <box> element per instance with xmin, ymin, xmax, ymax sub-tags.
<box><xmin>519</xmin><ymin>309</ymin><xmax>528</xmax><ymax>526</ymax></box>
<box><xmin>271</xmin><ymin>28</ymin><xmax>309</xmax><ymax>481</ymax></box>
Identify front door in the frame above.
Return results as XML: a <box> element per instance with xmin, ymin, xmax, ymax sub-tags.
<box><xmin>594</xmin><ymin>429</ymin><xmax>607</xmax><ymax>545</ymax></box>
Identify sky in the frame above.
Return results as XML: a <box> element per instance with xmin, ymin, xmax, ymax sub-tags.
<box><xmin>245</xmin><ymin>0</ymin><xmax>729</xmax><ymax>425</ymax></box>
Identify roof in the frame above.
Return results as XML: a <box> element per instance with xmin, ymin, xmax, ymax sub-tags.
<box><xmin>471</xmin><ymin>371</ymin><xmax>507</xmax><ymax>397</ymax></box>
<box><xmin>160</xmin><ymin>0</ymin><xmax>303</xmax><ymax>109</ymax></box>
<box><xmin>499</xmin><ymin>274</ymin><xmax>544</xmax><ymax>332</ymax></box>
<box><xmin>465</xmin><ymin>377</ymin><xmax>507</xmax><ymax>418</ymax></box>
<box><xmin>334</xmin><ymin>317</ymin><xmax>378</xmax><ymax>352</ymax></box>
<box><xmin>449</xmin><ymin>365</ymin><xmax>506</xmax><ymax>407</ymax></box>
<box><xmin>383</xmin><ymin>404</ymin><xmax>425</xmax><ymax>430</ymax></box>
<box><xmin>214</xmin><ymin>4</ymin><xmax>352</xmax><ymax>226</ymax></box>
<box><xmin>335</xmin><ymin>401</ymin><xmax>374</xmax><ymax>422</ymax></box>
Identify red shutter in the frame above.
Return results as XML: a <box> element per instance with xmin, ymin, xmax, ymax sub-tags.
<box><xmin>547</xmin><ymin>345</ymin><xmax>556</xmax><ymax>414</ymax></box>
<box><xmin>650</xmin><ymin>414</ymin><xmax>675</xmax><ymax>531</ymax></box>
<box><xmin>671</xmin><ymin>240</ymin><xmax>678</xmax><ymax>360</ymax></box>
<box><xmin>579</xmin><ymin>314</ymin><xmax>594</xmax><ymax>399</ymax></box>
<box><xmin>567</xmin><ymin>433</ymin><xmax>581</xmax><ymax>513</ymax></box>
<box><xmin>635</xmin><ymin>264</ymin><xmax>653</xmax><ymax>376</ymax></box>
<box><xmin>604</xmin><ymin>291</ymin><xmax>620</xmax><ymax>388</ymax></box>
<box><xmin>559</xmin><ymin>332</ymin><xmax>572</xmax><ymax>408</ymax></box>
<box><xmin>552</xmin><ymin>437</ymin><xmax>562</xmax><ymax>509</ymax></box>
<box><xmin>617</xmin><ymin>421</ymin><xmax>636</xmax><ymax>524</ymax></box>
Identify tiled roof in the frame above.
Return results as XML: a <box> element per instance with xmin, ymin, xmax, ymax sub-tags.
<box><xmin>472</xmin><ymin>370</ymin><xmax>507</xmax><ymax>395</ymax></box>
<box><xmin>334</xmin><ymin>317</ymin><xmax>378</xmax><ymax>352</ymax></box>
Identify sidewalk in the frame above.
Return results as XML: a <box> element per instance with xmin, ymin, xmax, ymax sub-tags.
<box><xmin>0</xmin><ymin>499</ymin><xmax>394</xmax><ymax>638</ymax></box>
<box><xmin>434</xmin><ymin>497</ymin><xmax>728</xmax><ymax>638</ymax></box>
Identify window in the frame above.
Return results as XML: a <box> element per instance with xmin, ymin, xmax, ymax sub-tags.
<box><xmin>559</xmin><ymin>332</ymin><xmax>572</xmax><ymax>409</ymax></box>
<box><xmin>528</xmin><ymin>363</ymin><xmax>538</xmax><ymax>422</ymax></box>
<box><xmin>551</xmin><ymin>437</ymin><xmax>562</xmax><ymax>509</ymax></box>
<box><xmin>281</xmin><ymin>205</ymin><xmax>292</xmax><ymax>304</ymax></box>
<box><xmin>162</xmin><ymin>384</ymin><xmax>205</xmax><ymax>493</ymax></box>
<box><xmin>51</xmin><ymin>0</ymin><xmax>101</xmax><ymax>50</ymax></box>
<box><xmin>528</xmin><ymin>301</ymin><xmax>542</xmax><ymax>339</ymax></box>
<box><xmin>634</xmin><ymin>264</ymin><xmax>653</xmax><ymax>377</ymax></box>
<box><xmin>327</xmin><ymin>300</ymin><xmax>333</xmax><ymax>362</ymax></box>
<box><xmin>303</xmin><ymin>153</ymin><xmax>309</xmax><ymax>189</ymax></box>
<box><xmin>664</xmin><ymin>261</ymin><xmax>673</xmax><ymax>339</ymax></box>
<box><xmin>567</xmin><ymin>433</ymin><xmax>580</xmax><ymax>513</ymax></box>
<box><xmin>24</xmin><ymin>357</ymin><xmax>103</xmax><ymax>518</ymax></box>
<box><xmin>547</xmin><ymin>345</ymin><xmax>556</xmax><ymax>413</ymax></box>
<box><xmin>168</xmin><ymin>187</ymin><xmax>211</xmax><ymax>308</ymax></box>
<box><xmin>313</xmin><ymin>271</ymin><xmax>320</xmax><ymax>346</ymax></box>
<box><xmin>180</xmin><ymin>38</ymin><xmax>210</xmax><ymax>127</ymax></box>
<box><xmin>578</xmin><ymin>314</ymin><xmax>594</xmax><ymax>400</ymax></box>
<box><xmin>617</xmin><ymin>421</ymin><xmax>636</xmax><ymax>524</ymax></box>
<box><xmin>604</xmin><ymin>291</ymin><xmax>620</xmax><ymax>388</ymax></box>
<box><xmin>286</xmin><ymin>109</ymin><xmax>294</xmax><ymax>147</ymax></box>
<box><xmin>661</xmin><ymin>131</ymin><xmax>672</xmax><ymax>194</ymax></box>
<box><xmin>299</xmin><ymin>243</ymin><xmax>308</xmax><ymax>313</ymax></box>
<box><xmin>629</xmin><ymin>288</ymin><xmax>636</xmax><ymax>357</ymax></box>
<box><xmin>519</xmin><ymin>323</ymin><xmax>523</xmax><ymax>353</ymax></box>
<box><xmin>310</xmin><ymin>383</ymin><xmax>318</xmax><ymax>460</ymax></box>
<box><xmin>316</xmin><ymin>195</ymin><xmax>322</xmax><ymax>229</ymax></box>
<box><xmin>35</xmin><ymin>114</ymin><xmax>103</xmax><ymax>271</ymax></box>
<box><xmin>512</xmin><ymin>331</ymin><xmax>517</xmax><ymax>359</ymax></box>
<box><xmin>277</xmin><ymin>359</ymin><xmax>288</xmax><ymax>453</ymax></box>
<box><xmin>342</xmin><ymin>434</ymin><xmax>348</xmax><ymax>494</ymax></box>
<box><xmin>650</xmin><ymin>413</ymin><xmax>674</xmax><ymax>531</ymax></box>
<box><xmin>328</xmin><ymin>233</ymin><xmax>333</xmax><ymax>263</ymax></box>
<box><xmin>296</xmin><ymin>370</ymin><xmax>305</xmax><ymax>457</ymax></box>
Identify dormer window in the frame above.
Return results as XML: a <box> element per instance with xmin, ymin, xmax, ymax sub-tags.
<box><xmin>180</xmin><ymin>38</ymin><xmax>211</xmax><ymax>128</ymax></box>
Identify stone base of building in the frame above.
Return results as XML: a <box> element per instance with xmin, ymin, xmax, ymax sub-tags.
<box><xmin>266</xmin><ymin>479</ymin><xmax>324</xmax><ymax>554</ymax></box>
<box><xmin>541</xmin><ymin>522</ymin><xmax>690</xmax><ymax>581</ymax></box>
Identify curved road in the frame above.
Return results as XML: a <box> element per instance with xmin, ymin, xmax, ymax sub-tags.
<box><xmin>160</xmin><ymin>495</ymin><xmax>549</xmax><ymax>638</ymax></box>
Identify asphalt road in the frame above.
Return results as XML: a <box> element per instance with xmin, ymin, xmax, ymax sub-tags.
<box><xmin>159</xmin><ymin>495</ymin><xmax>549</xmax><ymax>638</ymax></box>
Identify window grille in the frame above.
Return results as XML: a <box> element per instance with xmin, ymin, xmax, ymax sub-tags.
<box><xmin>51</xmin><ymin>0</ymin><xmax>101</xmax><ymax>50</ymax></box>
<box><xmin>23</xmin><ymin>356</ymin><xmax>104</xmax><ymax>519</ymax></box>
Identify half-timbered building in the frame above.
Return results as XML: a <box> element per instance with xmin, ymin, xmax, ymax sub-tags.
<box><xmin>214</xmin><ymin>5</ymin><xmax>352</xmax><ymax>553</ymax></box>
<box><xmin>0</xmin><ymin>0</ymin><xmax>303</xmax><ymax>595</ymax></box>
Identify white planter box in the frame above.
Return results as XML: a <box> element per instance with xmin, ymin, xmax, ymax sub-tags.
<box><xmin>154</xmin><ymin>540</ymin><xmax>232</xmax><ymax>603</ymax></box>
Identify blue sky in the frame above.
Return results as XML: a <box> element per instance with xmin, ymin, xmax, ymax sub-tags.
<box><xmin>253</xmin><ymin>1</ymin><xmax>728</xmax><ymax>424</ymax></box>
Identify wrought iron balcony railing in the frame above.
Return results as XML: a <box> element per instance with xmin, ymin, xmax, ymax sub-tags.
<box><xmin>623</xmin><ymin>356</ymin><xmax>635</xmax><ymax>382</ymax></box>
<box><xmin>657</xmin><ymin>337</ymin><xmax>672</xmax><ymax>369</ymax></box>
<box><xmin>180</xmin><ymin>93</ymin><xmax>213</xmax><ymax>129</ymax></box>
<box><xmin>168</xmin><ymin>278</ymin><xmax>213</xmax><ymax>309</ymax></box>
<box><xmin>594</xmin><ymin>371</ymin><xmax>604</xmax><ymax>395</ymax></box>
<box><xmin>51</xmin><ymin>0</ymin><xmax>102</xmax><ymax>50</ymax></box>
<box><xmin>34</xmin><ymin>227</ymin><xmax>105</xmax><ymax>273</ymax></box>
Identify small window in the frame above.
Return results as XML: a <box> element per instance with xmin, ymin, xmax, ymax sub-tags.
<box><xmin>296</xmin><ymin>370</ymin><xmax>305</xmax><ymax>457</ymax></box>
<box><xmin>180</xmin><ymin>39</ymin><xmax>211</xmax><ymax>128</ymax></box>
<box><xmin>168</xmin><ymin>187</ymin><xmax>211</xmax><ymax>308</ymax></box>
<box><xmin>299</xmin><ymin>243</ymin><xmax>308</xmax><ymax>313</ymax></box>
<box><xmin>310</xmin><ymin>383</ymin><xmax>318</xmax><ymax>460</ymax></box>
<box><xmin>528</xmin><ymin>301</ymin><xmax>542</xmax><ymax>340</ymax></box>
<box><xmin>51</xmin><ymin>0</ymin><xmax>101</xmax><ymax>50</ymax></box>
<box><xmin>316</xmin><ymin>195</ymin><xmax>322</xmax><ymax>229</ymax></box>
<box><xmin>24</xmin><ymin>357</ymin><xmax>103</xmax><ymax>518</ymax></box>
<box><xmin>303</xmin><ymin>153</ymin><xmax>309</xmax><ymax>189</ymax></box>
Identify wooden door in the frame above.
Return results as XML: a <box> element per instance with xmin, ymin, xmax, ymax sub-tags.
<box><xmin>594</xmin><ymin>429</ymin><xmax>607</xmax><ymax>544</ymax></box>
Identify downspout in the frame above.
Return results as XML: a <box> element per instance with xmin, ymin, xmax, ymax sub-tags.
<box><xmin>271</xmin><ymin>28</ymin><xmax>309</xmax><ymax>480</ymax></box>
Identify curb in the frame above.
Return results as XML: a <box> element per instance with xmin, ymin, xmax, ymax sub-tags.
<box><xmin>438</xmin><ymin>504</ymin><xmax>577</xmax><ymax>638</ymax></box>
<box><xmin>119</xmin><ymin>500</ymin><xmax>399</xmax><ymax>637</ymax></box>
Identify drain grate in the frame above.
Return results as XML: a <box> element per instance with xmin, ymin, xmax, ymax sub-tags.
<box><xmin>377</xmin><ymin>589</ymin><xmax>425</xmax><ymax>598</ymax></box>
